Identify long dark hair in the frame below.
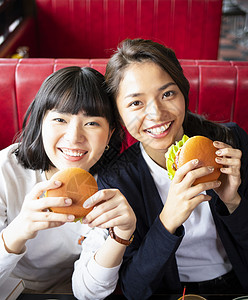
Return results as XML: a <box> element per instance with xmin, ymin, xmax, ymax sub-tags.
<box><xmin>105</xmin><ymin>38</ymin><xmax>235</xmax><ymax>146</ymax></box>
<box><xmin>16</xmin><ymin>66</ymin><xmax>123</xmax><ymax>173</ymax></box>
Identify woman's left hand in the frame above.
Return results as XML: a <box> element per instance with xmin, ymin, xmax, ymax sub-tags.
<box><xmin>82</xmin><ymin>189</ymin><xmax>136</xmax><ymax>239</ymax></box>
<box><xmin>213</xmin><ymin>141</ymin><xmax>242</xmax><ymax>213</ymax></box>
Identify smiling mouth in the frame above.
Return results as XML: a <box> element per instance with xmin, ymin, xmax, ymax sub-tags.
<box><xmin>146</xmin><ymin>122</ymin><xmax>172</xmax><ymax>135</ymax></box>
<box><xmin>59</xmin><ymin>148</ymin><xmax>88</xmax><ymax>157</ymax></box>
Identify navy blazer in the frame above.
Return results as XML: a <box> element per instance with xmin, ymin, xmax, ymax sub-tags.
<box><xmin>98</xmin><ymin>123</ymin><xmax>248</xmax><ymax>299</ymax></box>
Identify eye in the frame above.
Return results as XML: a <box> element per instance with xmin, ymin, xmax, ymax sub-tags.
<box><xmin>85</xmin><ymin>121</ymin><xmax>100</xmax><ymax>126</ymax></box>
<box><xmin>129</xmin><ymin>100</ymin><xmax>142</xmax><ymax>107</ymax></box>
<box><xmin>162</xmin><ymin>91</ymin><xmax>175</xmax><ymax>99</ymax></box>
<box><xmin>54</xmin><ymin>118</ymin><xmax>66</xmax><ymax>123</ymax></box>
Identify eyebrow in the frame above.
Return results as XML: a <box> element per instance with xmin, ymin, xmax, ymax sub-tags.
<box><xmin>124</xmin><ymin>92</ymin><xmax>142</xmax><ymax>99</ymax></box>
<box><xmin>124</xmin><ymin>82</ymin><xmax>177</xmax><ymax>99</ymax></box>
<box><xmin>158</xmin><ymin>82</ymin><xmax>177</xmax><ymax>91</ymax></box>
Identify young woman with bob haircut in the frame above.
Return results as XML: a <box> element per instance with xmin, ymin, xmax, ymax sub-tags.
<box><xmin>0</xmin><ymin>66</ymin><xmax>136</xmax><ymax>299</ymax></box>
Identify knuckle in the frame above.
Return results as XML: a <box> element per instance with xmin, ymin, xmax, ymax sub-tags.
<box><xmin>176</xmin><ymin>167</ymin><xmax>184</xmax><ymax>177</ymax></box>
<box><xmin>114</xmin><ymin>189</ymin><xmax>121</xmax><ymax>196</ymax></box>
<box><xmin>44</xmin><ymin>211</ymin><xmax>53</xmax><ymax>220</ymax></box>
<box><xmin>187</xmin><ymin>171</ymin><xmax>194</xmax><ymax>181</ymax></box>
<box><xmin>104</xmin><ymin>211</ymin><xmax>111</xmax><ymax>220</ymax></box>
<box><xmin>236</xmin><ymin>159</ymin><xmax>241</xmax><ymax>167</ymax></box>
<box><xmin>237</xmin><ymin>149</ymin><xmax>242</xmax><ymax>158</ymax></box>
<box><xmin>56</xmin><ymin>197</ymin><xmax>67</xmax><ymax>206</ymax></box>
<box><xmin>100</xmin><ymin>189</ymin><xmax>108</xmax><ymax>197</ymax></box>
<box><xmin>183</xmin><ymin>200</ymin><xmax>192</xmax><ymax>211</ymax></box>
<box><xmin>96</xmin><ymin>205</ymin><xmax>105</xmax><ymax>215</ymax></box>
<box><xmin>197</xmin><ymin>193</ymin><xmax>206</xmax><ymax>201</ymax></box>
<box><xmin>196</xmin><ymin>182</ymin><xmax>205</xmax><ymax>190</ymax></box>
<box><xmin>47</xmin><ymin>196</ymin><xmax>65</xmax><ymax>207</ymax></box>
<box><xmin>85</xmin><ymin>215</ymin><xmax>92</xmax><ymax>223</ymax></box>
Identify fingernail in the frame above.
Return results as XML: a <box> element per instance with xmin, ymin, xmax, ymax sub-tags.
<box><xmin>83</xmin><ymin>200</ymin><xmax>90</xmax><ymax>208</ymax></box>
<box><xmin>192</xmin><ymin>159</ymin><xmax>199</xmax><ymax>165</ymax></box>
<box><xmin>65</xmin><ymin>198</ymin><xmax>72</xmax><ymax>205</ymax></box>
<box><xmin>216</xmin><ymin>157</ymin><xmax>222</xmax><ymax>162</ymax></box>
<box><xmin>54</xmin><ymin>180</ymin><xmax>61</xmax><ymax>186</ymax></box>
<box><xmin>82</xmin><ymin>217</ymin><xmax>88</xmax><ymax>224</ymax></box>
<box><xmin>216</xmin><ymin>181</ymin><xmax>221</xmax><ymax>186</ymax></box>
<box><xmin>67</xmin><ymin>215</ymin><xmax>75</xmax><ymax>221</ymax></box>
<box><xmin>216</xmin><ymin>150</ymin><xmax>222</xmax><ymax>156</ymax></box>
<box><xmin>208</xmin><ymin>166</ymin><xmax>214</xmax><ymax>172</ymax></box>
<box><xmin>214</xmin><ymin>141</ymin><xmax>220</xmax><ymax>146</ymax></box>
<box><xmin>206</xmin><ymin>195</ymin><xmax>212</xmax><ymax>201</ymax></box>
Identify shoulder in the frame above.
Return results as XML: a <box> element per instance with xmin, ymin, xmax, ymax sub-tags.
<box><xmin>0</xmin><ymin>143</ymin><xmax>42</xmax><ymax>185</ymax></box>
<box><xmin>98</xmin><ymin>142</ymin><xmax>146</xmax><ymax>186</ymax></box>
<box><xmin>224</xmin><ymin>122</ymin><xmax>248</xmax><ymax>149</ymax></box>
<box><xmin>0</xmin><ymin>144</ymin><xmax>19</xmax><ymax>168</ymax></box>
<box><xmin>224</xmin><ymin>122</ymin><xmax>243</xmax><ymax>131</ymax></box>
<box><xmin>101</xmin><ymin>142</ymin><xmax>142</xmax><ymax>173</ymax></box>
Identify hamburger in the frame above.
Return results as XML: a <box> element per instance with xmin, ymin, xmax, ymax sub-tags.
<box><xmin>46</xmin><ymin>167</ymin><xmax>98</xmax><ymax>222</ymax></box>
<box><xmin>165</xmin><ymin>135</ymin><xmax>222</xmax><ymax>185</ymax></box>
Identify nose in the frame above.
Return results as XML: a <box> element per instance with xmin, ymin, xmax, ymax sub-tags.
<box><xmin>145</xmin><ymin>100</ymin><xmax>162</xmax><ymax>120</ymax></box>
<box><xmin>64</xmin><ymin>123</ymin><xmax>84</xmax><ymax>143</ymax></box>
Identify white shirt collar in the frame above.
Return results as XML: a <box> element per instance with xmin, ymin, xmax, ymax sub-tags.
<box><xmin>140</xmin><ymin>143</ymin><xmax>167</xmax><ymax>177</ymax></box>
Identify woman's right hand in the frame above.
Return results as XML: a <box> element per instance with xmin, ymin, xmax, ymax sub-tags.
<box><xmin>2</xmin><ymin>180</ymin><xmax>75</xmax><ymax>254</ymax></box>
<box><xmin>160</xmin><ymin>159</ymin><xmax>221</xmax><ymax>234</ymax></box>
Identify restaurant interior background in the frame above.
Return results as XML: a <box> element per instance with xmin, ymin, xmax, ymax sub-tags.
<box><xmin>1</xmin><ymin>0</ymin><xmax>248</xmax><ymax>61</ymax></box>
<box><xmin>1</xmin><ymin>1</ymin><xmax>248</xmax><ymax>298</ymax></box>
<box><xmin>220</xmin><ymin>0</ymin><xmax>248</xmax><ymax>61</ymax></box>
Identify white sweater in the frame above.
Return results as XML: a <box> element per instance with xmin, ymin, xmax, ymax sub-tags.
<box><xmin>0</xmin><ymin>144</ymin><xmax>119</xmax><ymax>299</ymax></box>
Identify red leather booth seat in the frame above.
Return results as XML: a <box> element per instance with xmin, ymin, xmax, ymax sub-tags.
<box><xmin>0</xmin><ymin>58</ymin><xmax>248</xmax><ymax>151</ymax></box>
<box><xmin>1</xmin><ymin>0</ymin><xmax>223</xmax><ymax>60</ymax></box>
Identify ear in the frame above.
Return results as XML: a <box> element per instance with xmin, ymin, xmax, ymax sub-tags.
<box><xmin>107</xmin><ymin>128</ymin><xmax>115</xmax><ymax>143</ymax></box>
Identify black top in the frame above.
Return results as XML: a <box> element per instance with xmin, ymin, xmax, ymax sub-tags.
<box><xmin>98</xmin><ymin>123</ymin><xmax>248</xmax><ymax>299</ymax></box>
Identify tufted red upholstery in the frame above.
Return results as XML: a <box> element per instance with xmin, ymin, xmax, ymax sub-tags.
<box><xmin>34</xmin><ymin>0</ymin><xmax>223</xmax><ymax>59</ymax></box>
<box><xmin>0</xmin><ymin>58</ymin><xmax>248</xmax><ymax>151</ymax></box>
<box><xmin>1</xmin><ymin>0</ymin><xmax>223</xmax><ymax>60</ymax></box>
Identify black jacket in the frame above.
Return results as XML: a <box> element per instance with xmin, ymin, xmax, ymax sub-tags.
<box><xmin>98</xmin><ymin>123</ymin><xmax>248</xmax><ymax>299</ymax></box>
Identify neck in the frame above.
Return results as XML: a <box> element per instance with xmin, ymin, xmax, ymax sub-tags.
<box><xmin>45</xmin><ymin>167</ymin><xmax>58</xmax><ymax>180</ymax></box>
<box><xmin>142</xmin><ymin>146</ymin><xmax>167</xmax><ymax>169</ymax></box>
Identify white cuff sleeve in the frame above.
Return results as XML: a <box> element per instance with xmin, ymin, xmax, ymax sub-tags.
<box><xmin>0</xmin><ymin>230</ymin><xmax>26</xmax><ymax>283</ymax></box>
<box><xmin>87</xmin><ymin>256</ymin><xmax>121</xmax><ymax>284</ymax></box>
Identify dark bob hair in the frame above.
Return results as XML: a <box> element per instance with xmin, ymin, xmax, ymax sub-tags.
<box><xmin>105</xmin><ymin>38</ymin><xmax>234</xmax><ymax>146</ymax></box>
<box><xmin>16</xmin><ymin>66</ymin><xmax>123</xmax><ymax>173</ymax></box>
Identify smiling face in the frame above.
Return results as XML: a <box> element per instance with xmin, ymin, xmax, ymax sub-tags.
<box><xmin>116</xmin><ymin>61</ymin><xmax>185</xmax><ymax>166</ymax></box>
<box><xmin>42</xmin><ymin>110</ymin><xmax>113</xmax><ymax>179</ymax></box>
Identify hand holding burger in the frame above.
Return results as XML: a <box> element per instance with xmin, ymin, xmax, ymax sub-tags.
<box><xmin>47</xmin><ymin>167</ymin><xmax>136</xmax><ymax>244</ymax></box>
<box><xmin>159</xmin><ymin>135</ymin><xmax>224</xmax><ymax>233</ymax></box>
<box><xmin>46</xmin><ymin>167</ymin><xmax>98</xmax><ymax>222</ymax></box>
<box><xmin>165</xmin><ymin>135</ymin><xmax>223</xmax><ymax>185</ymax></box>
<box><xmin>163</xmin><ymin>135</ymin><xmax>242</xmax><ymax>218</ymax></box>
<box><xmin>212</xmin><ymin>140</ymin><xmax>242</xmax><ymax>213</ymax></box>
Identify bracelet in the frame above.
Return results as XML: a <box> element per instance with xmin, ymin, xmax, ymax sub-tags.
<box><xmin>109</xmin><ymin>227</ymin><xmax>134</xmax><ymax>246</ymax></box>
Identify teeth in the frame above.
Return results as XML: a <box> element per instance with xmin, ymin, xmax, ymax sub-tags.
<box><xmin>62</xmin><ymin>149</ymin><xmax>84</xmax><ymax>157</ymax></box>
<box><xmin>147</xmin><ymin>122</ymin><xmax>171</xmax><ymax>135</ymax></box>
